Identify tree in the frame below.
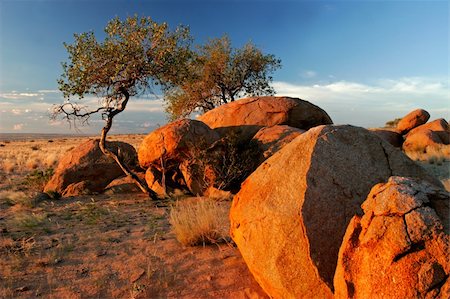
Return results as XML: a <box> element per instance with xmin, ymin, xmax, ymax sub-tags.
<box><xmin>165</xmin><ymin>36</ymin><xmax>281</xmax><ymax>119</ymax></box>
<box><xmin>52</xmin><ymin>16</ymin><xmax>192</xmax><ymax>199</ymax></box>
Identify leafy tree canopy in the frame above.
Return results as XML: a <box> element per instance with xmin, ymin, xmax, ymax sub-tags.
<box><xmin>56</xmin><ymin>15</ymin><xmax>191</xmax><ymax>123</ymax></box>
<box><xmin>164</xmin><ymin>36</ymin><xmax>281</xmax><ymax>120</ymax></box>
<box><xmin>53</xmin><ymin>16</ymin><xmax>192</xmax><ymax>198</ymax></box>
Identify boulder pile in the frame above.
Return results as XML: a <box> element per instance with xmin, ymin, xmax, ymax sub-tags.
<box><xmin>371</xmin><ymin>108</ymin><xmax>449</xmax><ymax>152</ymax></box>
<box><xmin>229</xmin><ymin>125</ymin><xmax>445</xmax><ymax>298</ymax></box>
<box><xmin>137</xmin><ymin>96</ymin><xmax>333</xmax><ymax>196</ymax></box>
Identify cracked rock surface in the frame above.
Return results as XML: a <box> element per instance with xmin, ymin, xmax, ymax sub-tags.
<box><xmin>230</xmin><ymin>125</ymin><xmax>443</xmax><ymax>299</ymax></box>
<box><xmin>334</xmin><ymin>176</ymin><xmax>449</xmax><ymax>299</ymax></box>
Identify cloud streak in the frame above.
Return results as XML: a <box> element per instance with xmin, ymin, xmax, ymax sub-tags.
<box><xmin>273</xmin><ymin>77</ymin><xmax>449</xmax><ymax>127</ymax></box>
<box><xmin>0</xmin><ymin>77</ymin><xmax>448</xmax><ymax>133</ymax></box>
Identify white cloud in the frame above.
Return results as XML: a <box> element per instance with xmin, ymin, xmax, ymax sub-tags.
<box><xmin>38</xmin><ymin>89</ymin><xmax>59</xmax><ymax>93</ymax></box>
<box><xmin>141</xmin><ymin>122</ymin><xmax>152</xmax><ymax>128</ymax></box>
<box><xmin>301</xmin><ymin>70</ymin><xmax>317</xmax><ymax>79</ymax></box>
<box><xmin>13</xmin><ymin>123</ymin><xmax>24</xmax><ymax>130</ymax></box>
<box><xmin>273</xmin><ymin>77</ymin><xmax>450</xmax><ymax>127</ymax></box>
<box><xmin>126</xmin><ymin>99</ymin><xmax>165</xmax><ymax>112</ymax></box>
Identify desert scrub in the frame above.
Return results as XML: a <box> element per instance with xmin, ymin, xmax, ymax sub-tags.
<box><xmin>0</xmin><ymin>191</ymin><xmax>28</xmax><ymax>206</ymax></box>
<box><xmin>169</xmin><ymin>198</ymin><xmax>230</xmax><ymax>246</ymax></box>
<box><xmin>405</xmin><ymin>144</ymin><xmax>450</xmax><ymax>164</ymax></box>
<box><xmin>186</xmin><ymin>132</ymin><xmax>260</xmax><ymax>191</ymax></box>
<box><xmin>7</xmin><ymin>212</ymin><xmax>51</xmax><ymax>237</ymax></box>
<box><xmin>74</xmin><ymin>201</ymin><xmax>112</xmax><ymax>225</ymax></box>
<box><xmin>0</xmin><ymin>191</ymin><xmax>35</xmax><ymax>208</ymax></box>
<box><xmin>22</xmin><ymin>168</ymin><xmax>54</xmax><ymax>192</ymax></box>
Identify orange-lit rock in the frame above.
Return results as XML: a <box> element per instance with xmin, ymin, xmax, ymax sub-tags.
<box><xmin>198</xmin><ymin>96</ymin><xmax>332</xmax><ymax>141</ymax></box>
<box><xmin>230</xmin><ymin>125</ymin><xmax>442</xmax><ymax>299</ymax></box>
<box><xmin>407</xmin><ymin>118</ymin><xmax>449</xmax><ymax>136</ymax></box>
<box><xmin>251</xmin><ymin>125</ymin><xmax>304</xmax><ymax>162</ymax></box>
<box><xmin>403</xmin><ymin>129</ymin><xmax>449</xmax><ymax>152</ymax></box>
<box><xmin>44</xmin><ymin>139</ymin><xmax>137</xmax><ymax>196</ymax></box>
<box><xmin>334</xmin><ymin>176</ymin><xmax>449</xmax><ymax>299</ymax></box>
<box><xmin>137</xmin><ymin>119</ymin><xmax>220</xmax><ymax>169</ymax></box>
<box><xmin>396</xmin><ymin>109</ymin><xmax>430</xmax><ymax>134</ymax></box>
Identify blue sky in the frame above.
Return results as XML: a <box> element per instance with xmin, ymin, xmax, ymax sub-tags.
<box><xmin>0</xmin><ymin>0</ymin><xmax>448</xmax><ymax>134</ymax></box>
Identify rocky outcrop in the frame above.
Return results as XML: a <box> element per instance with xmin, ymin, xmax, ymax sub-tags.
<box><xmin>230</xmin><ymin>125</ymin><xmax>442</xmax><ymax>298</ymax></box>
<box><xmin>334</xmin><ymin>177</ymin><xmax>449</xmax><ymax>299</ymax></box>
<box><xmin>397</xmin><ymin>109</ymin><xmax>430</xmax><ymax>134</ymax></box>
<box><xmin>198</xmin><ymin>96</ymin><xmax>332</xmax><ymax>141</ymax></box>
<box><xmin>251</xmin><ymin>125</ymin><xmax>305</xmax><ymax>162</ymax></box>
<box><xmin>407</xmin><ymin>118</ymin><xmax>449</xmax><ymax>137</ymax></box>
<box><xmin>368</xmin><ymin>128</ymin><xmax>403</xmax><ymax>148</ymax></box>
<box><xmin>44</xmin><ymin>139</ymin><xmax>137</xmax><ymax>196</ymax></box>
<box><xmin>402</xmin><ymin>118</ymin><xmax>450</xmax><ymax>153</ymax></box>
<box><xmin>403</xmin><ymin>129</ymin><xmax>449</xmax><ymax>152</ymax></box>
<box><xmin>137</xmin><ymin>119</ymin><xmax>220</xmax><ymax>170</ymax></box>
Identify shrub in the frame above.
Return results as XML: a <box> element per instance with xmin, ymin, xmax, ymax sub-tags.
<box><xmin>385</xmin><ymin>118</ymin><xmax>402</xmax><ymax>128</ymax></box>
<box><xmin>186</xmin><ymin>132</ymin><xmax>260</xmax><ymax>191</ymax></box>
<box><xmin>0</xmin><ymin>191</ymin><xmax>30</xmax><ymax>207</ymax></box>
<box><xmin>23</xmin><ymin>168</ymin><xmax>54</xmax><ymax>191</ymax></box>
<box><xmin>169</xmin><ymin>198</ymin><xmax>230</xmax><ymax>246</ymax></box>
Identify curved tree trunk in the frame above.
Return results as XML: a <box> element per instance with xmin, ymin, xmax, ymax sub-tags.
<box><xmin>99</xmin><ymin>91</ymin><xmax>159</xmax><ymax>200</ymax></box>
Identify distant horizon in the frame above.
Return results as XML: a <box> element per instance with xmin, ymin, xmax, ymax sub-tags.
<box><xmin>1</xmin><ymin>0</ymin><xmax>448</xmax><ymax>134</ymax></box>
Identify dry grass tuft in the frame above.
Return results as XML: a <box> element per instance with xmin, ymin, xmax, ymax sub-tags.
<box><xmin>0</xmin><ymin>191</ymin><xmax>31</xmax><ymax>207</ymax></box>
<box><xmin>169</xmin><ymin>198</ymin><xmax>230</xmax><ymax>246</ymax></box>
<box><xmin>405</xmin><ymin>144</ymin><xmax>450</xmax><ymax>165</ymax></box>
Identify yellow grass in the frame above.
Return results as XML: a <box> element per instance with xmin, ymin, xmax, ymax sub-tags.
<box><xmin>169</xmin><ymin>198</ymin><xmax>230</xmax><ymax>246</ymax></box>
<box><xmin>0</xmin><ymin>134</ymin><xmax>144</xmax><ymax>174</ymax></box>
<box><xmin>405</xmin><ymin>144</ymin><xmax>450</xmax><ymax>165</ymax></box>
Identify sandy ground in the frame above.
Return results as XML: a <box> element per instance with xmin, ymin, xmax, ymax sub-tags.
<box><xmin>0</xmin><ymin>134</ymin><xmax>267</xmax><ymax>298</ymax></box>
<box><xmin>0</xmin><ymin>193</ymin><xmax>267</xmax><ymax>298</ymax></box>
<box><xmin>0</xmin><ymin>134</ymin><xmax>448</xmax><ymax>298</ymax></box>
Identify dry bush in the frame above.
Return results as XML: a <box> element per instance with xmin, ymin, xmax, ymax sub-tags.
<box><xmin>186</xmin><ymin>132</ymin><xmax>260</xmax><ymax>192</ymax></box>
<box><xmin>169</xmin><ymin>198</ymin><xmax>230</xmax><ymax>246</ymax></box>
<box><xmin>2</xmin><ymin>159</ymin><xmax>16</xmax><ymax>173</ymax></box>
<box><xmin>0</xmin><ymin>191</ymin><xmax>30</xmax><ymax>207</ymax></box>
<box><xmin>405</xmin><ymin>144</ymin><xmax>450</xmax><ymax>165</ymax></box>
<box><xmin>22</xmin><ymin>168</ymin><xmax>54</xmax><ymax>192</ymax></box>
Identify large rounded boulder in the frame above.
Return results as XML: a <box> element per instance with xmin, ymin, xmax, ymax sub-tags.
<box><xmin>396</xmin><ymin>108</ymin><xmax>430</xmax><ymax>134</ymax></box>
<box><xmin>198</xmin><ymin>96</ymin><xmax>332</xmax><ymax>140</ymax></box>
<box><xmin>334</xmin><ymin>176</ymin><xmax>449</xmax><ymax>299</ymax></box>
<box><xmin>251</xmin><ymin>125</ymin><xmax>305</xmax><ymax>162</ymax></box>
<box><xmin>44</xmin><ymin>139</ymin><xmax>137</xmax><ymax>196</ymax></box>
<box><xmin>138</xmin><ymin>119</ymin><xmax>220</xmax><ymax>170</ymax></box>
<box><xmin>229</xmin><ymin>125</ymin><xmax>442</xmax><ymax>298</ymax></box>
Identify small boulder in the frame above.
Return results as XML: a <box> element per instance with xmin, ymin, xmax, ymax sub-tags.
<box><xmin>403</xmin><ymin>129</ymin><xmax>449</xmax><ymax>153</ymax></box>
<box><xmin>138</xmin><ymin>119</ymin><xmax>220</xmax><ymax>170</ymax></box>
<box><xmin>334</xmin><ymin>176</ymin><xmax>449</xmax><ymax>299</ymax></box>
<box><xmin>251</xmin><ymin>125</ymin><xmax>305</xmax><ymax>162</ymax></box>
<box><xmin>104</xmin><ymin>173</ymin><xmax>145</xmax><ymax>194</ymax></box>
<box><xmin>62</xmin><ymin>181</ymin><xmax>92</xmax><ymax>197</ymax></box>
<box><xmin>407</xmin><ymin>118</ymin><xmax>449</xmax><ymax>136</ymax></box>
<box><xmin>368</xmin><ymin>128</ymin><xmax>403</xmax><ymax>148</ymax></box>
<box><xmin>44</xmin><ymin>139</ymin><xmax>137</xmax><ymax>196</ymax></box>
<box><xmin>396</xmin><ymin>109</ymin><xmax>430</xmax><ymax>134</ymax></box>
<box><xmin>230</xmin><ymin>125</ymin><xmax>442</xmax><ymax>299</ymax></box>
<box><xmin>198</xmin><ymin>96</ymin><xmax>332</xmax><ymax>141</ymax></box>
